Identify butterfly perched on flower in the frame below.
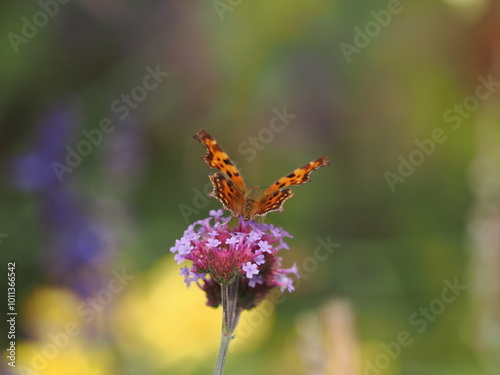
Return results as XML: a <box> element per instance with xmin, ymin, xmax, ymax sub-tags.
<box><xmin>194</xmin><ymin>129</ymin><xmax>330</xmax><ymax>221</ymax></box>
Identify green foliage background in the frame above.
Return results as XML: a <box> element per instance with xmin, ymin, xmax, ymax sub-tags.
<box><xmin>1</xmin><ymin>0</ymin><xmax>497</xmax><ymax>374</ymax></box>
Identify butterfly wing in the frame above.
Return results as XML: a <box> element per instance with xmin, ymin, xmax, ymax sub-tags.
<box><xmin>255</xmin><ymin>155</ymin><xmax>330</xmax><ymax>217</ymax></box>
<box><xmin>194</xmin><ymin>129</ymin><xmax>246</xmax><ymax>190</ymax></box>
<box><xmin>208</xmin><ymin>172</ymin><xmax>246</xmax><ymax>217</ymax></box>
<box><xmin>194</xmin><ymin>129</ymin><xmax>246</xmax><ymax>216</ymax></box>
<box><xmin>250</xmin><ymin>188</ymin><xmax>294</xmax><ymax>218</ymax></box>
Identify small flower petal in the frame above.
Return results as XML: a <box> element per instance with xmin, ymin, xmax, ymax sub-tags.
<box><xmin>254</xmin><ymin>254</ymin><xmax>265</xmax><ymax>265</ymax></box>
<box><xmin>271</xmin><ymin>227</ymin><xmax>282</xmax><ymax>238</ymax></box>
<box><xmin>174</xmin><ymin>253</ymin><xmax>186</xmax><ymax>264</ymax></box>
<box><xmin>248</xmin><ymin>275</ymin><xmax>264</xmax><ymax>288</ymax></box>
<box><xmin>247</xmin><ymin>231</ymin><xmax>262</xmax><ymax>242</ymax></box>
<box><xmin>258</xmin><ymin>240</ymin><xmax>272</xmax><ymax>253</ymax></box>
<box><xmin>276</xmin><ymin>274</ymin><xmax>295</xmax><ymax>292</ymax></box>
<box><xmin>180</xmin><ymin>266</ymin><xmax>190</xmax><ymax>277</ymax></box>
<box><xmin>283</xmin><ymin>262</ymin><xmax>300</xmax><ymax>279</ymax></box>
<box><xmin>206</xmin><ymin>238</ymin><xmax>221</xmax><ymax>248</ymax></box>
<box><xmin>225</xmin><ymin>235</ymin><xmax>240</xmax><ymax>245</ymax></box>
<box><xmin>209</xmin><ymin>209</ymin><xmax>224</xmax><ymax>220</ymax></box>
<box><xmin>178</xmin><ymin>243</ymin><xmax>193</xmax><ymax>256</ymax></box>
<box><xmin>242</xmin><ymin>262</ymin><xmax>259</xmax><ymax>278</ymax></box>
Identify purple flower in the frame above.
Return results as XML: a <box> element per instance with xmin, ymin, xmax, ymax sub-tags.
<box><xmin>206</xmin><ymin>238</ymin><xmax>221</xmax><ymax>248</ymax></box>
<box><xmin>180</xmin><ymin>266</ymin><xmax>206</xmax><ymax>287</ymax></box>
<box><xmin>248</xmin><ymin>275</ymin><xmax>264</xmax><ymax>288</ymax></box>
<box><xmin>247</xmin><ymin>231</ymin><xmax>262</xmax><ymax>242</ymax></box>
<box><xmin>276</xmin><ymin>274</ymin><xmax>295</xmax><ymax>292</ymax></box>
<box><xmin>8</xmin><ymin>103</ymin><xmax>79</xmax><ymax>191</ymax></box>
<box><xmin>225</xmin><ymin>235</ymin><xmax>240</xmax><ymax>246</ymax></box>
<box><xmin>282</xmin><ymin>262</ymin><xmax>300</xmax><ymax>279</ymax></box>
<box><xmin>209</xmin><ymin>209</ymin><xmax>224</xmax><ymax>221</ymax></box>
<box><xmin>270</xmin><ymin>226</ymin><xmax>282</xmax><ymax>238</ymax></box>
<box><xmin>242</xmin><ymin>262</ymin><xmax>259</xmax><ymax>278</ymax></box>
<box><xmin>258</xmin><ymin>240</ymin><xmax>272</xmax><ymax>253</ymax></box>
<box><xmin>174</xmin><ymin>253</ymin><xmax>187</xmax><ymax>265</ymax></box>
<box><xmin>170</xmin><ymin>214</ymin><xmax>298</xmax><ymax>310</ymax></box>
<box><xmin>254</xmin><ymin>254</ymin><xmax>265</xmax><ymax>265</ymax></box>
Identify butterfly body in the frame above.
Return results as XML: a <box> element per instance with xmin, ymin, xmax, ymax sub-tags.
<box><xmin>194</xmin><ymin>129</ymin><xmax>329</xmax><ymax>221</ymax></box>
<box><xmin>242</xmin><ymin>196</ymin><xmax>258</xmax><ymax>221</ymax></box>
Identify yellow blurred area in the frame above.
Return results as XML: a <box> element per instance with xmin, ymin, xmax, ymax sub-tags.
<box><xmin>9</xmin><ymin>287</ymin><xmax>113</xmax><ymax>374</ymax></box>
<box><xmin>16</xmin><ymin>341</ymin><xmax>114</xmax><ymax>375</ymax></box>
<box><xmin>111</xmin><ymin>257</ymin><xmax>221</xmax><ymax>369</ymax></box>
<box><xmin>21</xmin><ymin>287</ymin><xmax>87</xmax><ymax>339</ymax></box>
<box><xmin>112</xmin><ymin>257</ymin><xmax>273</xmax><ymax>370</ymax></box>
<box><xmin>7</xmin><ymin>259</ymin><xmax>274</xmax><ymax>374</ymax></box>
<box><xmin>360</xmin><ymin>341</ymin><xmax>401</xmax><ymax>375</ymax></box>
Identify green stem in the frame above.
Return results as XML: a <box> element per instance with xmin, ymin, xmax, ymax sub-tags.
<box><xmin>213</xmin><ymin>320</ymin><xmax>232</xmax><ymax>375</ymax></box>
<box><xmin>213</xmin><ymin>279</ymin><xmax>240</xmax><ymax>375</ymax></box>
<box><xmin>227</xmin><ymin>277</ymin><xmax>239</xmax><ymax>331</ymax></box>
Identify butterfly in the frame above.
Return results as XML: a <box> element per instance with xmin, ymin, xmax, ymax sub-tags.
<box><xmin>194</xmin><ymin>129</ymin><xmax>330</xmax><ymax>221</ymax></box>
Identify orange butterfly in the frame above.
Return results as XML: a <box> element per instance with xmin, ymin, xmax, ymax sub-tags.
<box><xmin>194</xmin><ymin>129</ymin><xmax>330</xmax><ymax>221</ymax></box>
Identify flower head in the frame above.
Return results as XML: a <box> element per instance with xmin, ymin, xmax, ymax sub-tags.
<box><xmin>170</xmin><ymin>213</ymin><xmax>299</xmax><ymax>310</ymax></box>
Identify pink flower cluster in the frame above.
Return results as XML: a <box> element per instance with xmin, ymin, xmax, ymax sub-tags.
<box><xmin>170</xmin><ymin>210</ymin><xmax>299</xmax><ymax>310</ymax></box>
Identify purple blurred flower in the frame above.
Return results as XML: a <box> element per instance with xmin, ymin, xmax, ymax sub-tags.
<box><xmin>170</xmin><ymin>209</ymin><xmax>299</xmax><ymax>310</ymax></box>
<box><xmin>6</xmin><ymin>101</ymin><xmax>116</xmax><ymax>297</ymax></box>
<box><xmin>8</xmin><ymin>102</ymin><xmax>78</xmax><ymax>191</ymax></box>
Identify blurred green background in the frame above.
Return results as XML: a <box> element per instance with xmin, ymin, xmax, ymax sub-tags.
<box><xmin>2</xmin><ymin>0</ymin><xmax>500</xmax><ymax>374</ymax></box>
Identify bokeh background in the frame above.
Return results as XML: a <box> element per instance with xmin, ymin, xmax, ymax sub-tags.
<box><xmin>1</xmin><ymin>0</ymin><xmax>500</xmax><ymax>374</ymax></box>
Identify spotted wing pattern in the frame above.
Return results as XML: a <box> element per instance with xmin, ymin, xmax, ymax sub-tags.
<box><xmin>208</xmin><ymin>172</ymin><xmax>245</xmax><ymax>217</ymax></box>
<box><xmin>194</xmin><ymin>129</ymin><xmax>330</xmax><ymax>220</ymax></box>
<box><xmin>193</xmin><ymin>129</ymin><xmax>246</xmax><ymax>190</ymax></box>
<box><xmin>255</xmin><ymin>155</ymin><xmax>330</xmax><ymax>217</ymax></box>
<box><xmin>194</xmin><ymin>129</ymin><xmax>246</xmax><ymax>216</ymax></box>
